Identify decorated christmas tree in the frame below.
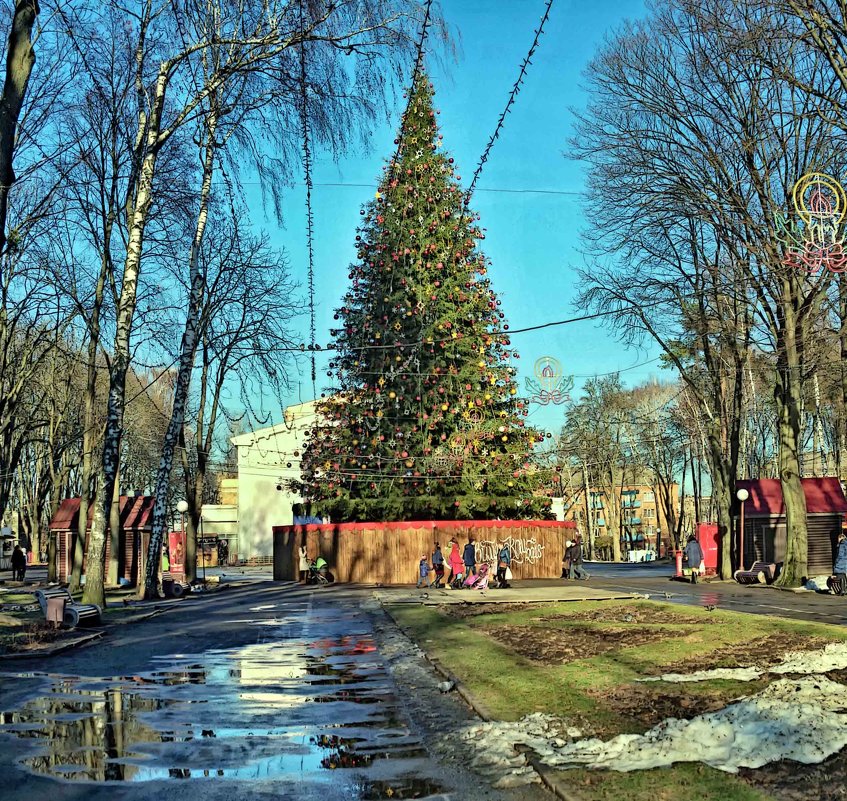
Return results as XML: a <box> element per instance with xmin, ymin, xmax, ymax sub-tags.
<box><xmin>295</xmin><ymin>73</ymin><xmax>551</xmax><ymax>522</ymax></box>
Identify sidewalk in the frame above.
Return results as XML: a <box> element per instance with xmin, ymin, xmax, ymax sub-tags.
<box><xmin>374</xmin><ymin>584</ymin><xmax>635</xmax><ymax>606</ymax></box>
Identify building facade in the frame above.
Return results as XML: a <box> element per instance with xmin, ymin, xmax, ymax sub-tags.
<box><xmin>223</xmin><ymin>401</ymin><xmax>317</xmax><ymax>561</ymax></box>
<box><xmin>560</xmin><ymin>482</ymin><xmax>680</xmax><ymax>554</ymax></box>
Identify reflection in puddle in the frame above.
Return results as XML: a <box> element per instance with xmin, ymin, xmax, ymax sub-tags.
<box><xmin>0</xmin><ymin>608</ymin><xmax>442</xmax><ymax>797</ymax></box>
<box><xmin>356</xmin><ymin>777</ymin><xmax>444</xmax><ymax>799</ymax></box>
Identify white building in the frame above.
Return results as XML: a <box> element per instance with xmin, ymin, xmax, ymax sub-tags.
<box><xmin>227</xmin><ymin>401</ymin><xmax>318</xmax><ymax>560</ymax></box>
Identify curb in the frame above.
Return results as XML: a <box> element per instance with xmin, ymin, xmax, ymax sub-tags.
<box><xmin>107</xmin><ymin>609</ymin><xmax>163</xmax><ymax>626</ymax></box>
<box><xmin>517</xmin><ymin>746</ymin><xmax>581</xmax><ymax>801</ymax></box>
<box><xmin>378</xmin><ymin>599</ymin><xmax>570</xmax><ymax>800</ymax></box>
<box><xmin>377</xmin><ymin>602</ymin><xmax>495</xmax><ymax>722</ymax></box>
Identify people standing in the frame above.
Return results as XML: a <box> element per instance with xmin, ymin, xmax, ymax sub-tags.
<box><xmin>684</xmin><ymin>534</ymin><xmax>705</xmax><ymax>582</ymax></box>
<box><xmin>462</xmin><ymin>537</ymin><xmax>477</xmax><ymax>581</ymax></box>
<box><xmin>447</xmin><ymin>538</ymin><xmax>463</xmax><ymax>587</ymax></box>
<box><xmin>570</xmin><ymin>536</ymin><xmax>589</xmax><ymax>580</ymax></box>
<box><xmin>431</xmin><ymin>542</ymin><xmax>445</xmax><ymax>588</ymax></box>
<box><xmin>497</xmin><ymin>541</ymin><xmax>511</xmax><ymax>588</ymax></box>
<box><xmin>416</xmin><ymin>554</ymin><xmax>431</xmax><ymax>588</ymax></box>
<box><xmin>833</xmin><ymin>531</ymin><xmax>847</xmax><ymax>596</ymax></box>
<box><xmin>217</xmin><ymin>539</ymin><xmax>229</xmax><ymax>567</ymax></box>
<box><xmin>10</xmin><ymin>544</ymin><xmax>26</xmax><ymax>582</ymax></box>
<box><xmin>298</xmin><ymin>543</ymin><xmax>309</xmax><ymax>583</ymax></box>
<box><xmin>561</xmin><ymin>539</ymin><xmax>573</xmax><ymax>580</ymax></box>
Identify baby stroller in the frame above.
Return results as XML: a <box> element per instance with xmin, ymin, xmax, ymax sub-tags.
<box><xmin>306</xmin><ymin>556</ymin><xmax>335</xmax><ymax>586</ymax></box>
<box><xmin>472</xmin><ymin>563</ymin><xmax>491</xmax><ymax>590</ymax></box>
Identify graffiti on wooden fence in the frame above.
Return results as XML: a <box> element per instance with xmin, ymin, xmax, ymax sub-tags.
<box><xmin>476</xmin><ymin>537</ymin><xmax>545</xmax><ymax>566</ymax></box>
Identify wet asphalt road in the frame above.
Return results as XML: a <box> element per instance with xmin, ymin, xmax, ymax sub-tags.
<box><xmin>0</xmin><ymin>584</ymin><xmax>494</xmax><ymax>801</ymax></box>
<box><xmin>554</xmin><ymin>560</ymin><xmax>847</xmax><ymax>626</ymax></box>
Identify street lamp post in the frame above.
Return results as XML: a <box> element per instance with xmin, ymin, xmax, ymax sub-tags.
<box><xmin>736</xmin><ymin>488</ymin><xmax>749</xmax><ymax>571</ymax></box>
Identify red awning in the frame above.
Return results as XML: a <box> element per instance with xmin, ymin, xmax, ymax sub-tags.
<box><xmin>49</xmin><ymin>495</ymin><xmax>155</xmax><ymax>532</ymax></box>
<box><xmin>735</xmin><ymin>478</ymin><xmax>847</xmax><ymax>516</ymax></box>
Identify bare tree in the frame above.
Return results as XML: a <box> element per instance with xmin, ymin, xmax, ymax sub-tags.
<box><xmin>141</xmin><ymin>1</ymin><xmax>437</xmax><ymax>596</ymax></box>
<box><xmin>175</xmin><ymin>216</ymin><xmax>297</xmax><ymax>581</ymax></box>
<box><xmin>0</xmin><ymin>0</ymin><xmax>39</xmax><ymax>257</ymax></box>
<box><xmin>573</xmin><ymin>0</ymin><xmax>844</xmax><ymax>583</ymax></box>
<box><xmin>564</xmin><ymin>375</ymin><xmax>635</xmax><ymax>562</ymax></box>
<box><xmin>70</xmin><ymin>0</ymin><xmax>424</xmax><ymax>606</ymax></box>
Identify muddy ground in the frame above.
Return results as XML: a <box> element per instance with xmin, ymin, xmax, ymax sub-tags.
<box><xmin>641</xmin><ymin>632</ymin><xmax>837</xmax><ymax>676</ymax></box>
<box><xmin>487</xmin><ymin>623</ymin><xmax>684</xmax><ymax>664</ymax></box>
<box><xmin>441</xmin><ymin>602</ymin><xmax>546</xmax><ymax>619</ymax></box>
<box><xmin>741</xmin><ymin>748</ymin><xmax>847</xmax><ymax>801</ymax></box>
<box><xmin>539</xmin><ymin>603</ymin><xmax>723</xmax><ymax>626</ymax></box>
<box><xmin>585</xmin><ymin>682</ymin><xmax>755</xmax><ymax>735</ymax></box>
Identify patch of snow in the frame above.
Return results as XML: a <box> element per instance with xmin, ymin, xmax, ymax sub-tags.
<box><xmin>640</xmin><ymin>642</ymin><xmax>847</xmax><ymax>685</ymax></box>
<box><xmin>550</xmin><ymin>677</ymin><xmax>847</xmax><ymax>774</ymax></box>
<box><xmin>640</xmin><ymin>667</ymin><xmax>763</xmax><ymax>683</ymax></box>
<box><xmin>455</xmin><ymin>713</ymin><xmax>576</xmax><ymax>786</ymax></box>
<box><xmin>772</xmin><ymin>642</ymin><xmax>847</xmax><ymax>675</ymax></box>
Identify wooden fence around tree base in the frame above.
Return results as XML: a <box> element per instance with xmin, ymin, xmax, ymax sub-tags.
<box><xmin>272</xmin><ymin>519</ymin><xmax>578</xmax><ymax>584</ymax></box>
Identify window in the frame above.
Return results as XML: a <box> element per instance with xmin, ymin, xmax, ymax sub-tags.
<box><xmin>644</xmin><ymin>491</ymin><xmax>655</xmax><ymax>502</ymax></box>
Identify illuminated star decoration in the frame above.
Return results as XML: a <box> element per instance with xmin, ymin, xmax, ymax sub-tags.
<box><xmin>776</xmin><ymin>172</ymin><xmax>847</xmax><ymax>273</ymax></box>
<box><xmin>525</xmin><ymin>356</ymin><xmax>574</xmax><ymax>406</ymax></box>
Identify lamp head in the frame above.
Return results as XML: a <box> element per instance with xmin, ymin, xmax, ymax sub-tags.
<box><xmin>176</xmin><ymin>500</ymin><xmax>189</xmax><ymax>513</ymax></box>
<box><xmin>736</xmin><ymin>488</ymin><xmax>749</xmax><ymax>502</ymax></box>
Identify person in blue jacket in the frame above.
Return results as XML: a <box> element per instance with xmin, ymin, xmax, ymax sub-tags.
<box><xmin>834</xmin><ymin>531</ymin><xmax>847</xmax><ymax>596</ymax></box>
<box><xmin>496</xmin><ymin>541</ymin><xmax>511</xmax><ymax>588</ymax></box>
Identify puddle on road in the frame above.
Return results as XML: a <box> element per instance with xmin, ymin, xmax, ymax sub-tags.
<box><xmin>0</xmin><ymin>608</ymin><xmax>442</xmax><ymax>798</ymax></box>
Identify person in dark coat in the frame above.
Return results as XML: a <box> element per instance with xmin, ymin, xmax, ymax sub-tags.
<box><xmin>684</xmin><ymin>534</ymin><xmax>704</xmax><ymax>581</ymax></box>
<box><xmin>10</xmin><ymin>545</ymin><xmax>26</xmax><ymax>582</ymax></box>
<box><xmin>462</xmin><ymin>537</ymin><xmax>476</xmax><ymax>579</ymax></box>
<box><xmin>569</xmin><ymin>536</ymin><xmax>589</xmax><ymax>580</ymax></box>
<box><xmin>431</xmin><ymin>542</ymin><xmax>445</xmax><ymax>588</ymax></box>
<box><xmin>561</xmin><ymin>539</ymin><xmax>573</xmax><ymax>580</ymax></box>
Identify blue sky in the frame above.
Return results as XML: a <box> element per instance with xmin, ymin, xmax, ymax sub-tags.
<box><xmin>254</xmin><ymin>0</ymin><xmax>663</xmax><ymax>432</ymax></box>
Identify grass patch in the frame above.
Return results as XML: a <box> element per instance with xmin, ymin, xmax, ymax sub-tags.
<box><xmin>388</xmin><ymin>600</ymin><xmax>847</xmax><ymax>801</ymax></box>
<box><xmin>557</xmin><ymin>764</ymin><xmax>771</xmax><ymax>801</ymax></box>
<box><xmin>0</xmin><ymin>592</ymin><xmax>37</xmax><ymax>604</ymax></box>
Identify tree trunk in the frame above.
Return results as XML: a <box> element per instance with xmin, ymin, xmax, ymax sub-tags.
<box><xmin>840</xmin><ymin>283</ymin><xmax>847</xmax><ymax>479</ymax></box>
<box><xmin>675</xmin><ymin>457</ymin><xmax>687</xmax><ymax>544</ymax></box>
<box><xmin>582</xmin><ymin>461</ymin><xmax>594</xmax><ymax>560</ymax></box>
<box><xmin>108</xmin><ymin>465</ymin><xmax>120</xmax><ymax>586</ymax></box>
<box><xmin>774</xmin><ymin>278</ymin><xmax>810</xmax><ymax>587</ymax></box>
<box><xmin>775</xmin><ymin>373</ymin><xmax>809</xmax><ymax>585</ymax></box>
<box><xmin>71</xmin><ymin>226</ymin><xmax>110</xmax><ymax>593</ymax></box>
<box><xmin>706</xmin><ymin>427</ymin><xmax>733</xmax><ymax>579</ymax></box>
<box><xmin>144</xmin><ymin>108</ymin><xmax>217</xmax><ymax>598</ymax></box>
<box><xmin>606</xmin><ymin>465</ymin><xmax>623</xmax><ymax>562</ymax></box>
<box><xmin>84</xmin><ymin>64</ymin><xmax>169</xmax><ymax>607</ymax></box>
<box><xmin>179</xmin><ymin>428</ymin><xmax>197</xmax><ymax>583</ymax></box>
<box><xmin>0</xmin><ymin>0</ymin><xmax>38</xmax><ymax>259</ymax></box>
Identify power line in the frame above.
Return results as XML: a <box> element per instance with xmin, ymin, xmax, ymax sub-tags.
<box><xmin>464</xmin><ymin>0</ymin><xmax>556</xmax><ymax>206</ymax></box>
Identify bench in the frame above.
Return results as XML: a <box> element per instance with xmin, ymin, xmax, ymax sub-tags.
<box><xmin>34</xmin><ymin>587</ymin><xmax>101</xmax><ymax>628</ymax></box>
<box><xmin>162</xmin><ymin>571</ymin><xmax>191</xmax><ymax>598</ymax></box>
<box><xmin>734</xmin><ymin>561</ymin><xmax>777</xmax><ymax>585</ymax></box>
